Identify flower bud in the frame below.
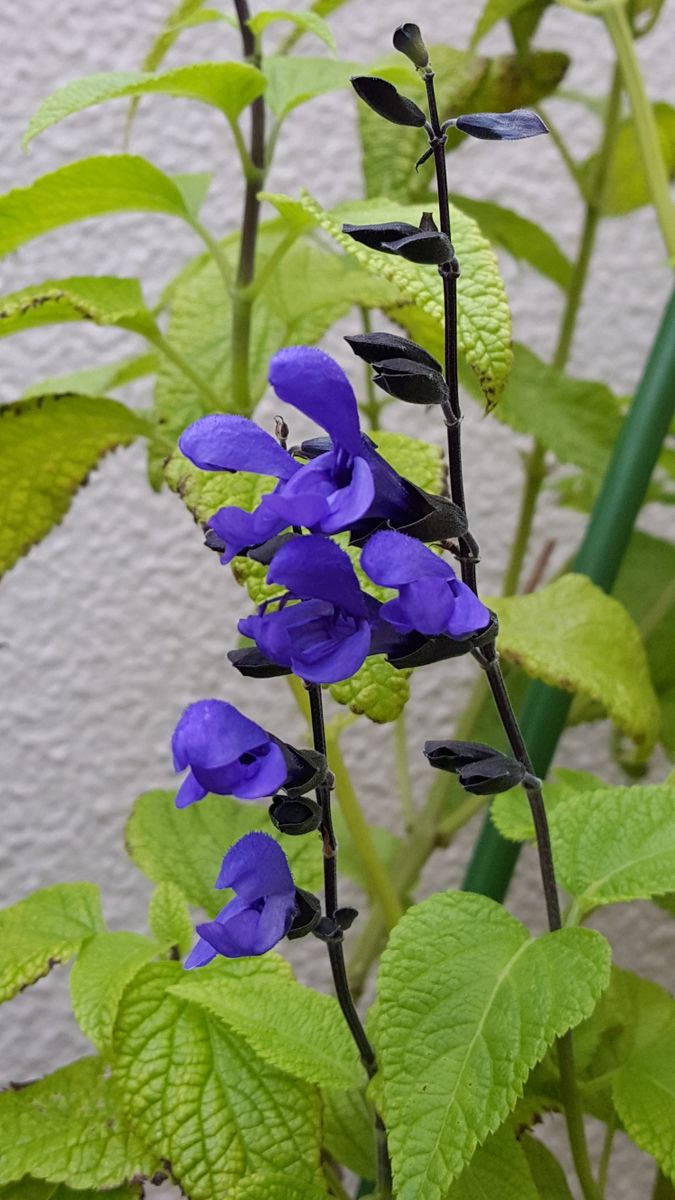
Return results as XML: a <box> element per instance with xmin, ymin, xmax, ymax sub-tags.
<box><xmin>351</xmin><ymin>76</ymin><xmax>426</xmax><ymax>127</ymax></box>
<box><xmin>382</xmin><ymin>229</ymin><xmax>453</xmax><ymax>265</ymax></box>
<box><xmin>345</xmin><ymin>331</ymin><xmax>441</xmax><ymax>373</ymax></box>
<box><xmin>393</xmin><ymin>23</ymin><xmax>429</xmax><ymax>69</ymax></box>
<box><xmin>454</xmin><ymin>109</ymin><xmax>548</xmax><ymax>141</ymax></box>
<box><xmin>371</xmin><ymin>357</ymin><xmax>449</xmax><ymax>406</ymax></box>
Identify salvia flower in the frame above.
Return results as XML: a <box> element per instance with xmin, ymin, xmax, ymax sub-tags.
<box><xmin>238</xmin><ymin>534</ymin><xmax>379</xmax><ymax>685</ymax></box>
<box><xmin>185</xmin><ymin>832</ymin><xmax>298</xmax><ymax>965</ymax></box>
<box><xmin>172</xmin><ymin>699</ymin><xmax>287</xmax><ymax>807</ymax></box>
<box><xmin>360</xmin><ymin>529</ymin><xmax>491</xmax><ymax>639</ymax></box>
<box><xmin>179</xmin><ymin>346</ymin><xmax>466</xmax><ymax>558</ymax></box>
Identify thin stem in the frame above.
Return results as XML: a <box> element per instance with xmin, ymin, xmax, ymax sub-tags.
<box><xmin>652</xmin><ymin>1172</ymin><xmax>675</xmax><ymax>1200</ymax></box>
<box><xmin>500</xmin><ymin>442</ymin><xmax>548</xmax><ymax>595</ymax></box>
<box><xmin>393</xmin><ymin>713</ymin><xmax>415</xmax><ymax>833</ymax></box>
<box><xmin>603</xmin><ymin>4</ymin><xmax>675</xmax><ymax>261</ymax></box>
<box><xmin>558</xmin><ymin>1034</ymin><xmax>603</xmax><ymax>1200</ymax></box>
<box><xmin>247</xmin><ymin>230</ymin><xmax>297</xmax><ymax>300</ymax></box>
<box><xmin>359</xmin><ymin>306</ymin><xmax>384</xmax><ymax>431</ymax></box>
<box><xmin>146</xmin><ymin>330</ymin><xmax>220</xmax><ymax>408</ymax></box>
<box><xmin>232</xmin><ymin>0</ymin><xmax>266</xmax><ymax>413</ymax></box>
<box><xmin>326</xmin><ymin>725</ymin><xmax>403</xmax><ymax>930</ymax></box>
<box><xmin>189</xmin><ymin>218</ymin><xmax>233</xmax><ymax>291</ymax></box>
<box><xmin>324</xmin><ymin>1163</ymin><xmax>351</xmax><ymax>1200</ymax></box>
<box><xmin>538</xmin><ymin>106</ymin><xmax>583</xmax><ymax>186</ymax></box>
<box><xmin>597</xmin><ymin>1114</ymin><xmax>616</xmax><ymax>1196</ymax></box>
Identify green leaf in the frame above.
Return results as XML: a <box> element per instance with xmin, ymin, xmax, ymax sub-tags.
<box><xmin>581</xmin><ymin>103</ymin><xmax>675</xmax><ymax>215</ymax></box>
<box><xmin>22</xmin><ymin>353</ymin><xmax>158</xmax><ymax>400</ymax></box>
<box><xmin>0</xmin><ymin>1058</ymin><xmax>156</xmax><ymax>1189</ymax></box>
<box><xmin>549</xmin><ymin>781</ymin><xmax>675</xmax><ymax>917</ymax></box>
<box><xmin>490</xmin><ymin>573</ymin><xmax>661</xmax><ymax>752</ymax></box>
<box><xmin>301</xmin><ymin>194</ymin><xmax>512</xmax><ymax>407</ymax></box>
<box><xmin>263</xmin><ymin>56</ymin><xmax>360</xmax><ymax>118</ymax></box>
<box><xmin>0</xmin><ymin>883</ymin><xmax>104</xmax><ymax>1003</ymax></box>
<box><xmin>375</xmin><ymin>890</ymin><xmax>611</xmax><ymax>1200</ymax></box>
<box><xmin>147</xmin><ymin>881</ymin><xmax>194</xmax><ymax>958</ymax></box>
<box><xmin>450</xmin><ymin>195</ymin><xmax>572</xmax><ymax>289</ymax></box>
<box><xmin>248</xmin><ymin>10</ymin><xmax>336</xmax><ymax>51</ymax></box>
<box><xmin>491</xmin><ymin>768</ymin><xmax>610</xmax><ymax>843</ymax></box>
<box><xmin>329</xmin><ymin>656</ymin><xmax>411</xmax><ymax>724</ymax></box>
<box><xmin>0</xmin><ymin>277</ymin><xmax>157</xmax><ymax>340</ymax></box>
<box><xmin>0</xmin><ymin>394</ymin><xmax>146</xmax><ymax>578</ymax></box>
<box><xmin>445</xmin><ymin>1125</ymin><xmax>539</xmax><ymax>1199</ymax></box>
<box><xmin>172</xmin><ymin>967</ymin><xmax>364</xmax><ymax>1089</ymax></box>
<box><xmin>112</xmin><ymin>962</ymin><xmax>322</xmax><ymax>1200</ymax></box>
<box><xmin>24</xmin><ymin>62</ymin><xmax>266</xmax><ymax>146</ymax></box>
<box><xmin>0</xmin><ymin>156</ymin><xmax>206</xmax><ymax>258</ymax></box>
<box><xmin>227</xmin><ymin>1174</ymin><xmax>329</xmax><ymax>1200</ymax></box>
<box><xmin>471</xmin><ymin>0</ymin><xmax>540</xmax><ymax>46</ymax></box>
<box><xmin>521</xmin><ymin>1136</ymin><xmax>575</xmax><ymax>1200</ymax></box>
<box><xmin>0</xmin><ymin>1183</ymin><xmax>141</xmax><ymax>1200</ymax></box>
<box><xmin>609</xmin><ymin>973</ymin><xmax>675</xmax><ymax>1182</ymax></box>
<box><xmin>70</xmin><ymin>931</ymin><xmax>159</xmax><ymax>1052</ymax></box>
<box><xmin>322</xmin><ymin>1088</ymin><xmax>377</xmax><ymax>1180</ymax></box>
<box><xmin>125</xmin><ymin>789</ymin><xmax>322</xmax><ymax>916</ymax></box>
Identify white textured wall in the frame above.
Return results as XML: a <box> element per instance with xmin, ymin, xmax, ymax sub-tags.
<box><xmin>1</xmin><ymin>1</ymin><xmax>673</xmax><ymax>1194</ymax></box>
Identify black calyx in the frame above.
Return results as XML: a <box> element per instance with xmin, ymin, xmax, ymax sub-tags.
<box><xmin>228</xmin><ymin>647</ymin><xmax>291</xmax><ymax>678</ymax></box>
<box><xmin>393</xmin><ymin>23</ymin><xmax>429</xmax><ymax>69</ymax></box>
<box><xmin>423</xmin><ymin>739</ymin><xmax>527</xmax><ymax>795</ymax></box>
<box><xmin>382</xmin><ymin>229</ymin><xmax>453</xmax><ymax>265</ymax></box>
<box><xmin>351</xmin><ymin>75</ymin><xmax>426</xmax><ymax>127</ymax></box>
<box><xmin>385</xmin><ymin>611</ymin><xmax>498</xmax><ymax>670</ymax></box>
<box><xmin>454</xmin><ymin>109</ymin><xmax>548</xmax><ymax>142</ymax></box>
<box><xmin>342</xmin><ymin>221</ymin><xmax>420</xmax><ymax>252</ymax></box>
<box><xmin>269</xmin><ymin>793</ymin><xmax>322</xmax><ymax>835</ymax></box>
<box><xmin>273</xmin><ymin>740</ymin><xmax>331</xmax><ymax>797</ymax></box>
<box><xmin>287</xmin><ymin>888</ymin><xmax>322</xmax><ymax>940</ymax></box>
<box><xmin>204</xmin><ymin>529</ymin><xmax>226</xmax><ymax>553</ymax></box>
<box><xmin>246</xmin><ymin>532</ymin><xmax>295</xmax><ymax>565</ymax></box>
<box><xmin>371</xmin><ymin>357</ymin><xmax>449</xmax><ymax>406</ymax></box>
<box><xmin>345</xmin><ymin>331</ymin><xmax>441</xmax><ymax>373</ymax></box>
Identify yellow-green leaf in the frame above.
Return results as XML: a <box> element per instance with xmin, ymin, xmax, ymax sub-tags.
<box><xmin>0</xmin><ymin>884</ymin><xmax>104</xmax><ymax>1004</ymax></box>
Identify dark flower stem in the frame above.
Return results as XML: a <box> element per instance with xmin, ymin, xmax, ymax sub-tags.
<box><xmin>424</xmin><ymin>66</ymin><xmax>598</xmax><ymax>1200</ymax></box>
<box><xmin>307</xmin><ymin>683</ymin><xmax>392</xmax><ymax>1197</ymax></box>
<box><xmin>233</xmin><ymin>0</ymin><xmax>266</xmax><ymax>412</ymax></box>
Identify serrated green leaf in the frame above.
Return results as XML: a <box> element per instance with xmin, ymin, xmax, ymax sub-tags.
<box><xmin>112</xmin><ymin>962</ymin><xmax>322</xmax><ymax>1200</ymax></box>
<box><xmin>0</xmin><ymin>156</ymin><xmax>205</xmax><ymax>258</ymax></box>
<box><xmin>521</xmin><ymin>1136</ymin><xmax>575</xmax><ymax>1200</ymax></box>
<box><xmin>446</xmin><ymin>1125</ymin><xmax>539</xmax><ymax>1199</ymax></box>
<box><xmin>172</xmin><ymin>968</ymin><xmax>364</xmax><ymax>1090</ymax></box>
<box><xmin>148</xmin><ymin>881</ymin><xmax>194</xmax><ymax>958</ymax></box>
<box><xmin>228</xmin><ymin>1173</ymin><xmax>329</xmax><ymax>1200</ymax></box>
<box><xmin>0</xmin><ymin>1183</ymin><xmax>142</xmax><ymax>1200</ymax></box>
<box><xmin>125</xmin><ymin>789</ymin><xmax>322</xmax><ymax>916</ymax></box>
<box><xmin>248</xmin><ymin>10</ymin><xmax>336</xmax><ymax>51</ymax></box>
<box><xmin>301</xmin><ymin>194</ymin><xmax>512</xmax><ymax>407</ymax></box>
<box><xmin>375</xmin><ymin>890</ymin><xmax>611</xmax><ymax>1200</ymax></box>
<box><xmin>0</xmin><ymin>394</ymin><xmax>146</xmax><ymax>578</ymax></box>
<box><xmin>549</xmin><ymin>782</ymin><xmax>675</xmax><ymax>916</ymax></box>
<box><xmin>491</xmin><ymin>768</ymin><xmax>610</xmax><ymax>843</ymax></box>
<box><xmin>22</xmin><ymin>353</ymin><xmax>158</xmax><ymax>400</ymax></box>
<box><xmin>490</xmin><ymin>573</ymin><xmax>661</xmax><ymax>752</ymax></box>
<box><xmin>263</xmin><ymin>56</ymin><xmax>360</xmax><ymax>118</ymax></box>
<box><xmin>0</xmin><ymin>884</ymin><xmax>104</xmax><ymax>1004</ymax></box>
<box><xmin>581</xmin><ymin>103</ymin><xmax>675</xmax><ymax>215</ymax></box>
<box><xmin>0</xmin><ymin>277</ymin><xmax>157</xmax><ymax>340</ymax></box>
<box><xmin>329</xmin><ymin>656</ymin><xmax>411</xmax><ymax>724</ymax></box>
<box><xmin>24</xmin><ymin>62</ymin><xmax>266</xmax><ymax>147</ymax></box>
<box><xmin>450</xmin><ymin>196</ymin><xmax>572</xmax><ymax>289</ymax></box>
<box><xmin>70</xmin><ymin>932</ymin><xmax>159</xmax><ymax>1052</ymax></box>
<box><xmin>0</xmin><ymin>1058</ymin><xmax>156</xmax><ymax>1189</ymax></box>
<box><xmin>322</xmin><ymin>1087</ymin><xmax>377</xmax><ymax>1180</ymax></box>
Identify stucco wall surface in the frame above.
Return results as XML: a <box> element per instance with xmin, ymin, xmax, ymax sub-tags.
<box><xmin>1</xmin><ymin>1</ymin><xmax>674</xmax><ymax>1196</ymax></box>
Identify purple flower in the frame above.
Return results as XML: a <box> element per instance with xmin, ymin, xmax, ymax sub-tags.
<box><xmin>185</xmin><ymin>832</ymin><xmax>298</xmax><ymax>965</ymax></box>
<box><xmin>360</xmin><ymin>530</ymin><xmax>491</xmax><ymax>639</ymax></box>
<box><xmin>172</xmin><ymin>699</ymin><xmax>287</xmax><ymax>808</ymax></box>
<box><xmin>178</xmin><ymin>346</ymin><xmax>466</xmax><ymax>561</ymax></box>
<box><xmin>238</xmin><ymin>534</ymin><xmax>377</xmax><ymax>684</ymax></box>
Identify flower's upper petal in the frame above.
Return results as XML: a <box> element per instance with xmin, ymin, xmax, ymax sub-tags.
<box><xmin>179</xmin><ymin>414</ymin><xmax>298</xmax><ymax>480</ymax></box>
<box><xmin>380</xmin><ymin>577</ymin><xmax>456</xmax><ymax>636</ymax></box>
<box><xmin>215</xmin><ymin>831</ymin><xmax>295</xmax><ymax>899</ymax></box>
<box><xmin>361</xmin><ymin>529</ymin><xmax>454</xmax><ymax>587</ymax></box>
<box><xmin>269</xmin><ymin>347</ymin><xmax>362</xmax><ymax>455</ymax></box>
<box><xmin>268</xmin><ymin>534</ymin><xmax>367</xmax><ymax>618</ymax></box>
<box><xmin>175</xmin><ymin>769</ymin><xmax>208</xmax><ymax>809</ymax></box>
<box><xmin>446</xmin><ymin>579</ymin><xmax>492</xmax><ymax>638</ymax></box>
<box><xmin>171</xmin><ymin>699</ymin><xmax>270</xmax><ymax>772</ymax></box>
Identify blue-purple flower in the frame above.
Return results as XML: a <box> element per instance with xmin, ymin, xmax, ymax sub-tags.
<box><xmin>178</xmin><ymin>346</ymin><xmax>465</xmax><ymax>562</ymax></box>
<box><xmin>238</xmin><ymin>534</ymin><xmax>379</xmax><ymax>685</ymax></box>
<box><xmin>172</xmin><ymin>699</ymin><xmax>287</xmax><ymax>808</ymax></box>
<box><xmin>185</xmin><ymin>832</ymin><xmax>298</xmax><ymax>965</ymax></box>
<box><xmin>360</xmin><ymin>530</ymin><xmax>491</xmax><ymax>639</ymax></box>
